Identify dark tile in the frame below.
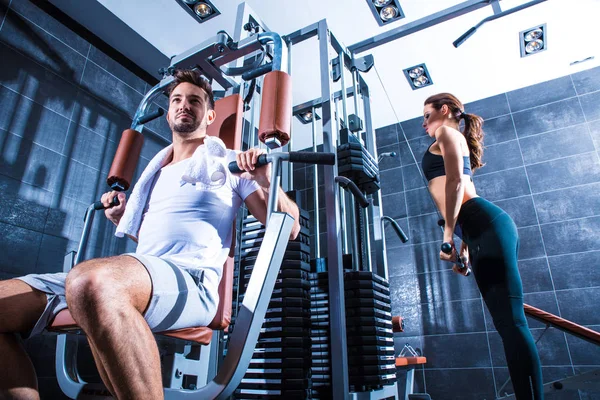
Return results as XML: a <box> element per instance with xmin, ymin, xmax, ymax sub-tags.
<box><xmin>389</xmin><ymin>272</ymin><xmax>421</xmax><ymax>307</ymax></box>
<box><xmin>0</xmin><ymin>220</ymin><xmax>42</xmax><ymax>275</ymax></box>
<box><xmin>390</xmin><ymin>294</ymin><xmax>423</xmax><ymax>336</ymax></box>
<box><xmin>534</xmin><ymin>182</ymin><xmax>600</xmax><ymax>224</ymax></box>
<box><xmin>512</xmin><ymin>98</ymin><xmax>586</xmax><ymax>138</ymax></box>
<box><xmin>465</xmin><ymin>93</ymin><xmax>511</xmax><ymax>120</ymax></box>
<box><xmin>488</xmin><ymin>328</ymin><xmax>571</xmax><ymax>367</ymax></box>
<box><xmin>0</xmin><ymin>180</ymin><xmax>48</xmax><ymax>231</ymax></box>
<box><xmin>44</xmin><ymin>196</ymin><xmax>87</xmax><ymax>242</ymax></box>
<box><xmin>572</xmin><ymin>65</ymin><xmax>600</xmax><ymax>95</ymax></box>
<box><xmin>556</xmin><ymin>287</ymin><xmax>600</xmax><ymax>326</ymax></box>
<box><xmin>482</xmin><ymin>114</ymin><xmax>517</xmax><ymax>146</ymax></box>
<box><xmin>292</xmin><ymin>165</ymin><xmax>305</xmax><ymax>190</ymax></box>
<box><xmin>75</xmin><ymin>89</ymin><xmax>132</xmax><ymax>141</ymax></box>
<box><xmin>405</xmin><ymin>136</ymin><xmax>434</xmax><ymax>167</ymax></box>
<box><xmin>0</xmin><ymin>170</ymin><xmax>53</xmax><ymax>207</ymax></box>
<box><xmin>423</xmin><ymin>333</ymin><xmax>491</xmax><ymax>368</ymax></box>
<box><xmin>64</xmin><ymin>123</ymin><xmax>109</xmax><ymax>170</ymax></box>
<box><xmin>9</xmin><ymin>0</ymin><xmax>89</xmax><ymax>55</ymax></box>
<box><xmin>0</xmin><ymin>129</ymin><xmax>65</xmax><ymax>193</ymax></box>
<box><xmin>522</xmin><ymin>291</ymin><xmax>560</xmax><ymax>330</ymax></box>
<box><xmin>36</xmin><ymin>233</ymin><xmax>72</xmax><ymax>273</ymax></box>
<box><xmin>140</xmin><ymin>111</ymin><xmax>171</xmax><ymax>139</ymax></box>
<box><xmin>381</xmin><ymin>192</ymin><xmax>407</xmax><ymax>219</ymax></box>
<box><xmin>567</xmin><ymin>324</ymin><xmax>600</xmax><ymax>365</ymax></box>
<box><xmin>88</xmin><ymin>45</ymin><xmax>146</xmax><ymax>94</ymax></box>
<box><xmin>62</xmin><ymin>160</ymin><xmax>103</xmax><ymax>205</ymax></box>
<box><xmin>417</xmin><ymin>270</ymin><xmax>481</xmax><ymax>303</ymax></box>
<box><xmin>399</xmin><ymin>116</ymin><xmax>424</xmax><ymax>141</ymax></box>
<box><xmin>0</xmin><ymin>87</ymin><xmax>70</xmax><ymax>152</ymax></box>
<box><xmin>494</xmin><ymin>366</ymin><xmax>579</xmax><ymax>400</ymax></box>
<box><xmin>0</xmin><ymin>41</ymin><xmax>79</xmax><ymax>118</ymax></box>
<box><xmin>541</xmin><ymin>216</ymin><xmax>600</xmax><ymax>256</ymax></box>
<box><xmin>421</xmin><ymin>299</ymin><xmax>485</xmax><ymax>335</ymax></box>
<box><xmin>589</xmin><ymin>120</ymin><xmax>600</xmax><ymax>150</ymax></box>
<box><xmin>375</xmin><ymin>123</ymin><xmax>399</xmax><ymax>147</ymax></box>
<box><xmin>405</xmin><ymin>188</ymin><xmax>437</xmax><ymax>217</ymax></box>
<box><xmin>424</xmin><ymin>368</ymin><xmax>496</xmax><ymax>400</ymax></box>
<box><xmin>494</xmin><ymin>195</ymin><xmax>537</xmax><ymax>228</ymax></box>
<box><xmin>377</xmin><ymin>143</ymin><xmax>401</xmax><ymax>170</ymax></box>
<box><xmin>548</xmin><ymin>251</ymin><xmax>600</xmax><ymax>290</ymax></box>
<box><xmin>386</xmin><ymin>245</ymin><xmax>417</xmax><ymax>277</ymax></box>
<box><xmin>401</xmin><ymin>163</ymin><xmax>425</xmax><ymax>191</ymax></box>
<box><xmin>380</xmin><ymin>167</ymin><xmax>403</xmax><ymax>195</ymax></box>
<box><xmin>412</xmin><ymin>241</ymin><xmax>453</xmax><ymax>274</ymax></box>
<box><xmin>526</xmin><ymin>152</ymin><xmax>600</xmax><ymax>193</ymax></box>
<box><xmin>0</xmin><ymin>9</ymin><xmax>85</xmax><ymax>83</ymax></box>
<box><xmin>406</xmin><ymin>213</ymin><xmax>440</xmax><ymax>245</ymax></box>
<box><xmin>517</xmin><ymin>226</ymin><xmax>545</xmax><ymax>260</ymax></box>
<box><xmin>519</xmin><ymin>124</ymin><xmax>593</xmax><ymax>165</ymax></box>
<box><xmin>473</xmin><ymin>167</ymin><xmax>531</xmax><ymax>202</ymax></box>
<box><xmin>139</xmin><ymin>134</ymin><xmax>166</xmax><ymax>163</ymax></box>
<box><xmin>518</xmin><ymin>257</ymin><xmax>553</xmax><ymax>293</ymax></box>
<box><xmin>579</xmin><ymin>89</ymin><xmax>600</xmax><ymax>121</ymax></box>
<box><xmin>478</xmin><ymin>140</ymin><xmax>523</xmax><ymax>175</ymax></box>
<box><xmin>80</xmin><ymin>61</ymin><xmax>143</xmax><ymax>118</ymax></box>
<box><xmin>507</xmin><ymin>76</ymin><xmax>577</xmax><ymax>113</ymax></box>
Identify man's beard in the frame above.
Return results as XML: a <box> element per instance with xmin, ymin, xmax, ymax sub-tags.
<box><xmin>169</xmin><ymin>116</ymin><xmax>201</xmax><ymax>135</ymax></box>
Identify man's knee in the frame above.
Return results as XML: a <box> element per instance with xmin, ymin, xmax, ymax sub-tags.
<box><xmin>65</xmin><ymin>261</ymin><xmax>117</xmax><ymax>312</ymax></box>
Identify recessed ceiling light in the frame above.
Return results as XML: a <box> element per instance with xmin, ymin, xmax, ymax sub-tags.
<box><xmin>365</xmin><ymin>0</ymin><xmax>404</xmax><ymax>26</ymax></box>
<box><xmin>176</xmin><ymin>0</ymin><xmax>220</xmax><ymax>23</ymax></box>
<box><xmin>520</xmin><ymin>24</ymin><xmax>546</xmax><ymax>57</ymax></box>
<box><xmin>403</xmin><ymin>63</ymin><xmax>433</xmax><ymax>90</ymax></box>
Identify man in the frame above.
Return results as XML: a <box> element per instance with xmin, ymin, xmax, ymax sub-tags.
<box><xmin>0</xmin><ymin>69</ymin><xmax>300</xmax><ymax>400</ymax></box>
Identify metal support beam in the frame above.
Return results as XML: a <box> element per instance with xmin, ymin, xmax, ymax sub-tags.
<box><xmin>349</xmin><ymin>0</ymin><xmax>497</xmax><ymax>54</ymax></box>
<box><xmin>318</xmin><ymin>19</ymin><xmax>350</xmax><ymax>399</ymax></box>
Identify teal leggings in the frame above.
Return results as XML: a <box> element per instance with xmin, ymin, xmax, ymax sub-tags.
<box><xmin>458</xmin><ymin>197</ymin><xmax>543</xmax><ymax>399</ymax></box>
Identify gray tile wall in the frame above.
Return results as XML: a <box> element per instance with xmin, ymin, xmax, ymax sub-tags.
<box><xmin>374</xmin><ymin>67</ymin><xmax>600</xmax><ymax>400</ymax></box>
<box><xmin>0</xmin><ymin>0</ymin><xmax>170</xmax><ymax>397</ymax></box>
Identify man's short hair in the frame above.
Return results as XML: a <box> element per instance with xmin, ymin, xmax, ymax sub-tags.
<box><xmin>166</xmin><ymin>69</ymin><xmax>215</xmax><ymax>110</ymax></box>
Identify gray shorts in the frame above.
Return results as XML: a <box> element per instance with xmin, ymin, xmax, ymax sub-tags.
<box><xmin>17</xmin><ymin>253</ymin><xmax>219</xmax><ymax>338</ymax></box>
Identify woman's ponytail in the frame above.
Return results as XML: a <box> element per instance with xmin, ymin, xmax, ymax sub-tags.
<box><xmin>461</xmin><ymin>112</ymin><xmax>485</xmax><ymax>172</ymax></box>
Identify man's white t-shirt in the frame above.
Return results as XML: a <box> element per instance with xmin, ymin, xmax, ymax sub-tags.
<box><xmin>136</xmin><ymin>153</ymin><xmax>260</xmax><ymax>285</ymax></box>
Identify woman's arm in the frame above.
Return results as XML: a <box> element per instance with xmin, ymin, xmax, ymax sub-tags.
<box><xmin>435</xmin><ymin>126</ymin><xmax>465</xmax><ymax>244</ymax></box>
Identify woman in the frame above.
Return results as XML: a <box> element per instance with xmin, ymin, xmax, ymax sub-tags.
<box><xmin>421</xmin><ymin>93</ymin><xmax>543</xmax><ymax>399</ymax></box>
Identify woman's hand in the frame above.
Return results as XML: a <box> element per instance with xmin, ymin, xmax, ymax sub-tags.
<box><xmin>452</xmin><ymin>243</ymin><xmax>470</xmax><ymax>276</ymax></box>
<box><xmin>439</xmin><ymin>239</ymin><xmax>457</xmax><ymax>263</ymax></box>
<box><xmin>101</xmin><ymin>191</ymin><xmax>126</xmax><ymax>226</ymax></box>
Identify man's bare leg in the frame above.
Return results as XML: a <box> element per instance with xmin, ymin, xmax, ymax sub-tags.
<box><xmin>0</xmin><ymin>279</ymin><xmax>48</xmax><ymax>400</ymax></box>
<box><xmin>87</xmin><ymin>340</ymin><xmax>116</xmax><ymax>397</ymax></box>
<box><xmin>65</xmin><ymin>255</ymin><xmax>163</xmax><ymax>400</ymax></box>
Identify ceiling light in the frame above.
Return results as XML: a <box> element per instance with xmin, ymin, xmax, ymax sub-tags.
<box><xmin>373</xmin><ymin>0</ymin><xmax>392</xmax><ymax>6</ymax></box>
<box><xmin>294</xmin><ymin>109</ymin><xmax>321</xmax><ymax>124</ymax></box>
<box><xmin>194</xmin><ymin>2</ymin><xmax>213</xmax><ymax>18</ymax></box>
<box><xmin>403</xmin><ymin>63</ymin><xmax>433</xmax><ymax>90</ymax></box>
<box><xmin>520</xmin><ymin>24</ymin><xmax>546</xmax><ymax>57</ymax></box>
<box><xmin>380</xmin><ymin>6</ymin><xmax>399</xmax><ymax>21</ymax></box>
<box><xmin>176</xmin><ymin>0</ymin><xmax>220</xmax><ymax>23</ymax></box>
<box><xmin>365</xmin><ymin>0</ymin><xmax>404</xmax><ymax>26</ymax></box>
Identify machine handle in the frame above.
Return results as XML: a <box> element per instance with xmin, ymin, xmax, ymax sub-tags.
<box><xmin>453</xmin><ymin>27</ymin><xmax>477</xmax><ymax>48</ymax></box>
<box><xmin>93</xmin><ymin>196</ymin><xmax>120</xmax><ymax>211</ymax></box>
<box><xmin>441</xmin><ymin>242</ymin><xmax>471</xmax><ymax>276</ymax></box>
<box><xmin>137</xmin><ymin>108</ymin><xmax>165</xmax><ymax>125</ymax></box>
<box><xmin>227</xmin><ymin>151</ymin><xmax>336</xmax><ymax>174</ymax></box>
<box><xmin>335</xmin><ymin>176</ymin><xmax>370</xmax><ymax>208</ymax></box>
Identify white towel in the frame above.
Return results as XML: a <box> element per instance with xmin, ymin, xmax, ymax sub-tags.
<box><xmin>115</xmin><ymin>136</ymin><xmax>232</xmax><ymax>239</ymax></box>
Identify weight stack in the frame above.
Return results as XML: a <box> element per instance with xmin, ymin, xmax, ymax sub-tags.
<box><xmin>337</xmin><ymin>141</ymin><xmax>380</xmax><ymax>195</ymax></box>
<box><xmin>344</xmin><ymin>271</ymin><xmax>396</xmax><ymax>392</ymax></box>
<box><xmin>309</xmin><ymin>269</ymin><xmax>331</xmax><ymax>399</ymax></box>
<box><xmin>234</xmin><ymin>209</ymin><xmax>313</xmax><ymax>399</ymax></box>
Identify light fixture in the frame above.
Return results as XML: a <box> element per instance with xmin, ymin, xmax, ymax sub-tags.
<box><xmin>365</xmin><ymin>0</ymin><xmax>404</xmax><ymax>26</ymax></box>
<box><xmin>176</xmin><ymin>0</ymin><xmax>220</xmax><ymax>23</ymax></box>
<box><xmin>294</xmin><ymin>109</ymin><xmax>321</xmax><ymax>124</ymax></box>
<box><xmin>403</xmin><ymin>63</ymin><xmax>433</xmax><ymax>90</ymax></box>
<box><xmin>520</xmin><ymin>24</ymin><xmax>546</xmax><ymax>57</ymax></box>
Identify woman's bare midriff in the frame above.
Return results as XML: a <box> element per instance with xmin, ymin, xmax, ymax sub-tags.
<box><xmin>427</xmin><ymin>175</ymin><xmax>479</xmax><ymax>221</ymax></box>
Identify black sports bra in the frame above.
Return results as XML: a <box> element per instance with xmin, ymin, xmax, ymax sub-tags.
<box><xmin>422</xmin><ymin>142</ymin><xmax>472</xmax><ymax>181</ymax></box>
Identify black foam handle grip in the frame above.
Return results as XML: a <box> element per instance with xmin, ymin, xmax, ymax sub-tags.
<box><xmin>228</xmin><ymin>154</ymin><xmax>269</xmax><ymax>174</ymax></box>
<box><xmin>93</xmin><ymin>196</ymin><xmax>120</xmax><ymax>211</ymax></box>
<box><xmin>441</xmin><ymin>242</ymin><xmax>471</xmax><ymax>276</ymax></box>
<box><xmin>288</xmin><ymin>152</ymin><xmax>336</xmax><ymax>166</ymax></box>
<box><xmin>453</xmin><ymin>27</ymin><xmax>477</xmax><ymax>48</ymax></box>
<box><xmin>138</xmin><ymin>108</ymin><xmax>165</xmax><ymax>125</ymax></box>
